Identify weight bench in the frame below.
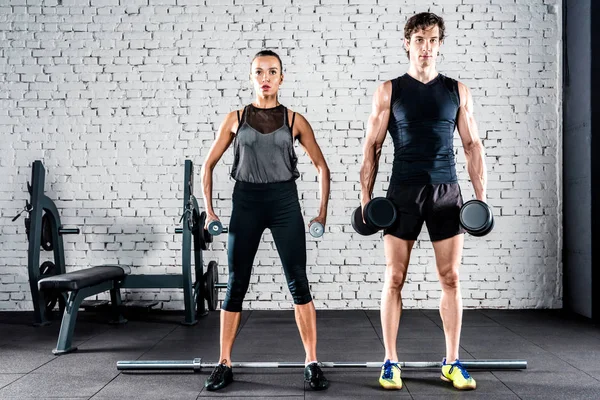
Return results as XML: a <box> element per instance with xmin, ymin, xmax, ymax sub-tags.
<box><xmin>38</xmin><ymin>265</ymin><xmax>131</xmax><ymax>355</ymax></box>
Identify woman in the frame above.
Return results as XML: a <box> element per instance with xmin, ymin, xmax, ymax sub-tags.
<box><xmin>201</xmin><ymin>50</ymin><xmax>331</xmax><ymax>391</ymax></box>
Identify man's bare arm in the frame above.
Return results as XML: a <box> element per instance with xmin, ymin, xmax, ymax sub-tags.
<box><xmin>456</xmin><ymin>82</ymin><xmax>487</xmax><ymax>201</ymax></box>
<box><xmin>360</xmin><ymin>81</ymin><xmax>392</xmax><ymax>209</ymax></box>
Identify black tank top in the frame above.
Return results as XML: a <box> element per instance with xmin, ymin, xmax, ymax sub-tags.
<box><xmin>387</xmin><ymin>73</ymin><xmax>460</xmax><ymax>185</ymax></box>
<box><xmin>230</xmin><ymin>104</ymin><xmax>300</xmax><ymax>183</ymax></box>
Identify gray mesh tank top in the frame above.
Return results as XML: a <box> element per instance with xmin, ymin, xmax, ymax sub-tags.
<box><xmin>230</xmin><ymin>104</ymin><xmax>300</xmax><ymax>183</ymax></box>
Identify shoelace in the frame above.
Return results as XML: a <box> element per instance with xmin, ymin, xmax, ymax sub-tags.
<box><xmin>307</xmin><ymin>362</ymin><xmax>323</xmax><ymax>379</ymax></box>
<box><xmin>382</xmin><ymin>360</ymin><xmax>399</xmax><ymax>379</ymax></box>
<box><xmin>209</xmin><ymin>364</ymin><xmax>226</xmax><ymax>382</ymax></box>
<box><xmin>448</xmin><ymin>359</ymin><xmax>471</xmax><ymax>380</ymax></box>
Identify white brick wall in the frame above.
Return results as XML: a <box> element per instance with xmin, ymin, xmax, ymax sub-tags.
<box><xmin>0</xmin><ymin>0</ymin><xmax>562</xmax><ymax>311</ymax></box>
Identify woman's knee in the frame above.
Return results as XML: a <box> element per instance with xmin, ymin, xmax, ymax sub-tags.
<box><xmin>287</xmin><ymin>275</ymin><xmax>312</xmax><ymax>305</ymax></box>
<box><xmin>222</xmin><ymin>272</ymin><xmax>250</xmax><ymax>312</ymax></box>
<box><xmin>222</xmin><ymin>285</ymin><xmax>246</xmax><ymax>312</ymax></box>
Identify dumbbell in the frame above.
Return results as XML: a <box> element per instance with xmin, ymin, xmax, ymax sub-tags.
<box><xmin>351</xmin><ymin>197</ymin><xmax>397</xmax><ymax>236</ymax></box>
<box><xmin>207</xmin><ymin>220</ymin><xmax>228</xmax><ymax>236</ymax></box>
<box><xmin>459</xmin><ymin>200</ymin><xmax>494</xmax><ymax>237</ymax></box>
<box><xmin>309</xmin><ymin>221</ymin><xmax>324</xmax><ymax>238</ymax></box>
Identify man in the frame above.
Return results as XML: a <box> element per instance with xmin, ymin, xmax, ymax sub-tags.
<box><xmin>359</xmin><ymin>12</ymin><xmax>487</xmax><ymax>391</ymax></box>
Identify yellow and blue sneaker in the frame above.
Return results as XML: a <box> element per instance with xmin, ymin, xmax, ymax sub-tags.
<box><xmin>379</xmin><ymin>359</ymin><xmax>402</xmax><ymax>389</ymax></box>
<box><xmin>441</xmin><ymin>358</ymin><xmax>476</xmax><ymax>390</ymax></box>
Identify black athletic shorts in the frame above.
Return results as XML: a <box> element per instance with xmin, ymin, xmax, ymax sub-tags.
<box><xmin>383</xmin><ymin>183</ymin><xmax>466</xmax><ymax>242</ymax></box>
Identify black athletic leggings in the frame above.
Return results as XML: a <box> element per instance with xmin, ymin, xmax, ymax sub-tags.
<box><xmin>222</xmin><ymin>180</ymin><xmax>312</xmax><ymax>312</ymax></box>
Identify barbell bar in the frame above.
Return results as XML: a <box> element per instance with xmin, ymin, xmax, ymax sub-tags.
<box><xmin>117</xmin><ymin>358</ymin><xmax>526</xmax><ymax>372</ymax></box>
<box><xmin>58</xmin><ymin>228</ymin><xmax>80</xmax><ymax>235</ymax></box>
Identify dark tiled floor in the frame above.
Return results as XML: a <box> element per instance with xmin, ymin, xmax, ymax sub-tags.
<box><xmin>0</xmin><ymin>309</ymin><xmax>599</xmax><ymax>399</ymax></box>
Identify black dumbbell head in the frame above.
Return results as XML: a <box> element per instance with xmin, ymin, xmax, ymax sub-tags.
<box><xmin>351</xmin><ymin>206</ymin><xmax>378</xmax><ymax>236</ymax></box>
<box><xmin>459</xmin><ymin>200</ymin><xmax>494</xmax><ymax>237</ymax></box>
<box><xmin>364</xmin><ymin>197</ymin><xmax>397</xmax><ymax>229</ymax></box>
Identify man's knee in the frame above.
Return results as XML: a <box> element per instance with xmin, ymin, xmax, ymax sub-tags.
<box><xmin>385</xmin><ymin>263</ymin><xmax>408</xmax><ymax>290</ymax></box>
<box><xmin>439</xmin><ymin>267</ymin><xmax>460</xmax><ymax>290</ymax></box>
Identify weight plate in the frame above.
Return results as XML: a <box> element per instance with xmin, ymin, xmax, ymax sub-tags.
<box><xmin>460</xmin><ymin>200</ymin><xmax>494</xmax><ymax>237</ymax></box>
<box><xmin>205</xmin><ymin>261</ymin><xmax>219</xmax><ymax>311</ymax></box>
<box><xmin>39</xmin><ymin>261</ymin><xmax>60</xmax><ymax>316</ymax></box>
<box><xmin>41</xmin><ymin>213</ymin><xmax>53</xmax><ymax>251</ymax></box>
<box><xmin>365</xmin><ymin>197</ymin><xmax>397</xmax><ymax>229</ymax></box>
<box><xmin>309</xmin><ymin>222</ymin><xmax>324</xmax><ymax>238</ymax></box>
<box><xmin>351</xmin><ymin>205</ymin><xmax>378</xmax><ymax>236</ymax></box>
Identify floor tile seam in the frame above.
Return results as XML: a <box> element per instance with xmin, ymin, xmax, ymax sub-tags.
<box><xmin>89</xmin><ymin>367</ymin><xmax>203</xmax><ymax>400</ymax></box>
<box><xmin>24</xmin><ymin>321</ymin><xmax>175</xmax><ymax>399</ymax></box>
<box><xmin>363</xmin><ymin>309</ymin><xmax>382</xmax><ymax>341</ymax></box>
<box><xmin>0</xmin><ymin>373</ymin><xmax>29</xmax><ymax>392</ymax></box>
<box><xmin>61</xmin><ymin>323</ymin><xmax>114</xmax><ymax>352</ymax></box>
<box><xmin>479</xmin><ymin>313</ymin><xmax>552</xmax><ymax>353</ymax></box>
<box><xmin>103</xmin><ymin>320</ymin><xmax>181</xmax><ymax>394</ymax></box>
<box><xmin>485</xmin><ymin>313</ymin><xmax>600</xmax><ymax>381</ymax></box>
<box><xmin>87</xmin><ymin>371</ymin><xmax>123</xmax><ymax>400</ymax></box>
<box><xmin>539</xmin><ymin>352</ymin><xmax>600</xmax><ymax>383</ymax></box>
<box><xmin>424</xmin><ymin>310</ymin><xmax>534</xmax><ymax>400</ymax></box>
<box><xmin>490</xmin><ymin>370</ymin><xmax>524</xmax><ymax>400</ymax></box>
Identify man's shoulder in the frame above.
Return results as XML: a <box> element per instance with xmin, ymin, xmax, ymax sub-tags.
<box><xmin>438</xmin><ymin>74</ymin><xmax>464</xmax><ymax>94</ymax></box>
<box><xmin>384</xmin><ymin>75</ymin><xmax>405</xmax><ymax>96</ymax></box>
<box><xmin>439</xmin><ymin>73</ymin><xmax>458</xmax><ymax>84</ymax></box>
<box><xmin>390</xmin><ymin>74</ymin><xmax>407</xmax><ymax>84</ymax></box>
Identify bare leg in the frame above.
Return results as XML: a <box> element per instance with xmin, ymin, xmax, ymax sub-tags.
<box><xmin>294</xmin><ymin>301</ymin><xmax>318</xmax><ymax>363</ymax></box>
<box><xmin>432</xmin><ymin>234</ymin><xmax>464</xmax><ymax>362</ymax></box>
<box><xmin>219</xmin><ymin>310</ymin><xmax>242</xmax><ymax>367</ymax></box>
<box><xmin>381</xmin><ymin>235</ymin><xmax>415</xmax><ymax>362</ymax></box>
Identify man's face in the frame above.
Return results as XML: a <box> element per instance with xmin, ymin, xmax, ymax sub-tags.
<box><xmin>404</xmin><ymin>25</ymin><xmax>442</xmax><ymax>68</ymax></box>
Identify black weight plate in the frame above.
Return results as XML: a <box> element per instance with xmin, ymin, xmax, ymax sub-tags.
<box><xmin>365</xmin><ymin>197</ymin><xmax>397</xmax><ymax>229</ymax></box>
<box><xmin>25</xmin><ymin>217</ymin><xmax>31</xmax><ymax>241</ymax></box>
<box><xmin>39</xmin><ymin>261</ymin><xmax>60</xmax><ymax>315</ymax></box>
<box><xmin>203</xmin><ymin>229</ymin><xmax>212</xmax><ymax>249</ymax></box>
<box><xmin>41</xmin><ymin>213</ymin><xmax>53</xmax><ymax>251</ymax></box>
<box><xmin>200</xmin><ymin>212</ymin><xmax>213</xmax><ymax>249</ymax></box>
<box><xmin>205</xmin><ymin>261</ymin><xmax>218</xmax><ymax>311</ymax></box>
<box><xmin>194</xmin><ymin>279</ymin><xmax>208</xmax><ymax>317</ymax></box>
<box><xmin>351</xmin><ymin>205</ymin><xmax>378</xmax><ymax>236</ymax></box>
<box><xmin>40</xmin><ymin>260</ymin><xmax>56</xmax><ymax>276</ymax></box>
<box><xmin>479</xmin><ymin>215</ymin><xmax>495</xmax><ymax>236</ymax></box>
<box><xmin>196</xmin><ymin>211</ymin><xmax>210</xmax><ymax>251</ymax></box>
<box><xmin>469</xmin><ymin>211</ymin><xmax>495</xmax><ymax>237</ymax></box>
<box><xmin>460</xmin><ymin>200</ymin><xmax>494</xmax><ymax>236</ymax></box>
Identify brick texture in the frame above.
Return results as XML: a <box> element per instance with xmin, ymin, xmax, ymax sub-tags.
<box><xmin>0</xmin><ymin>0</ymin><xmax>562</xmax><ymax>311</ymax></box>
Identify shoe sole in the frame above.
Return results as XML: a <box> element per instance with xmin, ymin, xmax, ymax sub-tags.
<box><xmin>440</xmin><ymin>374</ymin><xmax>476</xmax><ymax>390</ymax></box>
<box><xmin>379</xmin><ymin>380</ymin><xmax>402</xmax><ymax>390</ymax></box>
<box><xmin>381</xmin><ymin>384</ymin><xmax>403</xmax><ymax>390</ymax></box>
<box><xmin>304</xmin><ymin>379</ymin><xmax>329</xmax><ymax>391</ymax></box>
<box><xmin>205</xmin><ymin>377</ymin><xmax>234</xmax><ymax>391</ymax></box>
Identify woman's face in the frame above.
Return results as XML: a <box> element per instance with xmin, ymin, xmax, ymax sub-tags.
<box><xmin>250</xmin><ymin>56</ymin><xmax>283</xmax><ymax>98</ymax></box>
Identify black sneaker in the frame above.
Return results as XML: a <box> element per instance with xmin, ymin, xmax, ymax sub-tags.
<box><xmin>204</xmin><ymin>362</ymin><xmax>233</xmax><ymax>391</ymax></box>
<box><xmin>304</xmin><ymin>362</ymin><xmax>329</xmax><ymax>390</ymax></box>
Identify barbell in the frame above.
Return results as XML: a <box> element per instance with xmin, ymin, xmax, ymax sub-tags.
<box><xmin>117</xmin><ymin>358</ymin><xmax>527</xmax><ymax>371</ymax></box>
